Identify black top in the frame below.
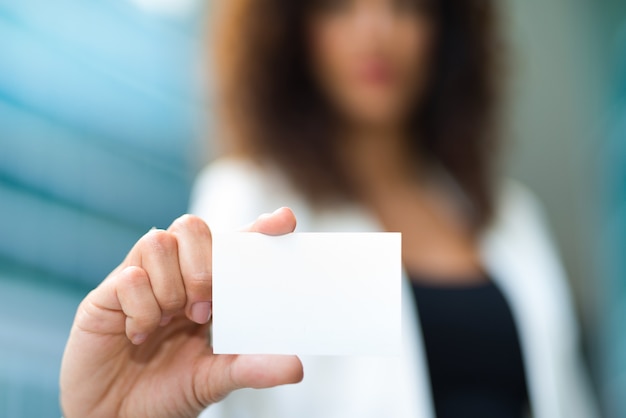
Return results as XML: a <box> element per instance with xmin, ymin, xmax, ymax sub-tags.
<box><xmin>411</xmin><ymin>278</ymin><xmax>529</xmax><ymax>418</ymax></box>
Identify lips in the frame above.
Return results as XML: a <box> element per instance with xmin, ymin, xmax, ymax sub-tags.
<box><xmin>355</xmin><ymin>60</ymin><xmax>396</xmax><ymax>85</ymax></box>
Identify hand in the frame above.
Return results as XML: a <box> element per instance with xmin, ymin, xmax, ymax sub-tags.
<box><xmin>60</xmin><ymin>208</ymin><xmax>303</xmax><ymax>418</ymax></box>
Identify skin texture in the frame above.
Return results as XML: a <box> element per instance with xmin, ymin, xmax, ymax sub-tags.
<box><xmin>60</xmin><ymin>208</ymin><xmax>303</xmax><ymax>418</ymax></box>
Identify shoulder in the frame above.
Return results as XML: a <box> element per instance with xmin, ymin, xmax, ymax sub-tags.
<box><xmin>496</xmin><ymin>179</ymin><xmax>544</xmax><ymax>220</ymax></box>
<box><xmin>188</xmin><ymin>157</ymin><xmax>301</xmax><ymax>230</ymax></box>
<box><xmin>484</xmin><ymin>178</ymin><xmax>567</xmax><ymax>284</ymax></box>
<box><xmin>485</xmin><ymin>179</ymin><xmax>576</xmax><ymax>325</ymax></box>
<box><xmin>489</xmin><ymin>178</ymin><xmax>552</xmax><ymax>241</ymax></box>
<box><xmin>188</xmin><ymin>158</ymin><xmax>273</xmax><ymax>230</ymax></box>
<box><xmin>192</xmin><ymin>157</ymin><xmax>272</xmax><ymax>190</ymax></box>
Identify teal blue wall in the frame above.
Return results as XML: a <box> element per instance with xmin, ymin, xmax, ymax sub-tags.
<box><xmin>0</xmin><ymin>1</ymin><xmax>206</xmax><ymax>416</ymax></box>
<box><xmin>600</xmin><ymin>13</ymin><xmax>626</xmax><ymax>418</ymax></box>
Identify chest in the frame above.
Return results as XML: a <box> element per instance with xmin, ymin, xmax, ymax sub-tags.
<box><xmin>369</xmin><ymin>191</ymin><xmax>484</xmax><ymax>282</ymax></box>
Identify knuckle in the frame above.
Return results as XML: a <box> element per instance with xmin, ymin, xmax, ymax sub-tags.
<box><xmin>159</xmin><ymin>292</ymin><xmax>186</xmax><ymax>312</ymax></box>
<box><xmin>188</xmin><ymin>270</ymin><xmax>212</xmax><ymax>285</ymax></box>
<box><xmin>133</xmin><ymin>310</ymin><xmax>161</xmax><ymax>329</ymax></box>
<box><xmin>185</xmin><ymin>271</ymin><xmax>212</xmax><ymax>295</ymax></box>
<box><xmin>172</xmin><ymin>214</ymin><xmax>212</xmax><ymax>239</ymax></box>
<box><xmin>118</xmin><ymin>266</ymin><xmax>148</xmax><ymax>287</ymax></box>
<box><xmin>143</xmin><ymin>230</ymin><xmax>177</xmax><ymax>255</ymax></box>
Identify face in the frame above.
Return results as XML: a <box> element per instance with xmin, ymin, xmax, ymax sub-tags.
<box><xmin>307</xmin><ymin>0</ymin><xmax>436</xmax><ymax>130</ymax></box>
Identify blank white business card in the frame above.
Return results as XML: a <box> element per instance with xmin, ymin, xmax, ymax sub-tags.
<box><xmin>212</xmin><ymin>232</ymin><xmax>402</xmax><ymax>355</ymax></box>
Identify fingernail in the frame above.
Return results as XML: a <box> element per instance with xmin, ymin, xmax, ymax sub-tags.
<box><xmin>132</xmin><ymin>333</ymin><xmax>148</xmax><ymax>345</ymax></box>
<box><xmin>272</xmin><ymin>207</ymin><xmax>285</xmax><ymax>214</ymax></box>
<box><xmin>191</xmin><ymin>302</ymin><xmax>212</xmax><ymax>324</ymax></box>
<box><xmin>160</xmin><ymin>315</ymin><xmax>173</xmax><ymax>326</ymax></box>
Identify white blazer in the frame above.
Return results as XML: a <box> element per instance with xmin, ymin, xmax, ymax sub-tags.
<box><xmin>192</xmin><ymin>158</ymin><xmax>598</xmax><ymax>418</ymax></box>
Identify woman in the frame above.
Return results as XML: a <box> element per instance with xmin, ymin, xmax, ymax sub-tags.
<box><xmin>60</xmin><ymin>0</ymin><xmax>598</xmax><ymax>417</ymax></box>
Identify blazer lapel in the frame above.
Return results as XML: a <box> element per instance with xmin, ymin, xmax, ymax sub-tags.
<box><xmin>481</xmin><ymin>209</ymin><xmax>562</xmax><ymax>418</ymax></box>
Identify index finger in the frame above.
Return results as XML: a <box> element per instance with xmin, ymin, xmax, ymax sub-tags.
<box><xmin>168</xmin><ymin>208</ymin><xmax>297</xmax><ymax>324</ymax></box>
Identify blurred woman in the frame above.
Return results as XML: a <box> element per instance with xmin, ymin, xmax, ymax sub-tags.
<box><xmin>60</xmin><ymin>0</ymin><xmax>598</xmax><ymax>417</ymax></box>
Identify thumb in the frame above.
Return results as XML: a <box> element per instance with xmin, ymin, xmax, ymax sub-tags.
<box><xmin>244</xmin><ymin>207</ymin><xmax>297</xmax><ymax>235</ymax></box>
<box><xmin>196</xmin><ymin>354</ymin><xmax>304</xmax><ymax>404</ymax></box>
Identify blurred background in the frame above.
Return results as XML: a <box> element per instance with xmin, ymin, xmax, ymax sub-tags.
<box><xmin>0</xmin><ymin>0</ymin><xmax>625</xmax><ymax>416</ymax></box>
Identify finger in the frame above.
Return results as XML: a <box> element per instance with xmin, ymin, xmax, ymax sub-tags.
<box><xmin>134</xmin><ymin>229</ymin><xmax>186</xmax><ymax>324</ymax></box>
<box><xmin>246</xmin><ymin>207</ymin><xmax>297</xmax><ymax>235</ymax></box>
<box><xmin>115</xmin><ymin>266</ymin><xmax>161</xmax><ymax>344</ymax></box>
<box><xmin>196</xmin><ymin>355</ymin><xmax>304</xmax><ymax>404</ymax></box>
<box><xmin>168</xmin><ymin>215</ymin><xmax>213</xmax><ymax>324</ymax></box>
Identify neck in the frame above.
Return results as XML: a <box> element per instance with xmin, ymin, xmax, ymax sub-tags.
<box><xmin>338</xmin><ymin>124</ymin><xmax>422</xmax><ymax>200</ymax></box>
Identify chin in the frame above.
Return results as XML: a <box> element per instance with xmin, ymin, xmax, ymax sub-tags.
<box><xmin>340</xmin><ymin>95</ymin><xmax>408</xmax><ymax>129</ymax></box>
<box><xmin>345</xmin><ymin>107</ymin><xmax>405</xmax><ymax>129</ymax></box>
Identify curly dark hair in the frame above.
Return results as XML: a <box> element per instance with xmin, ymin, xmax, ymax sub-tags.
<box><xmin>213</xmin><ymin>0</ymin><xmax>503</xmax><ymax>229</ymax></box>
